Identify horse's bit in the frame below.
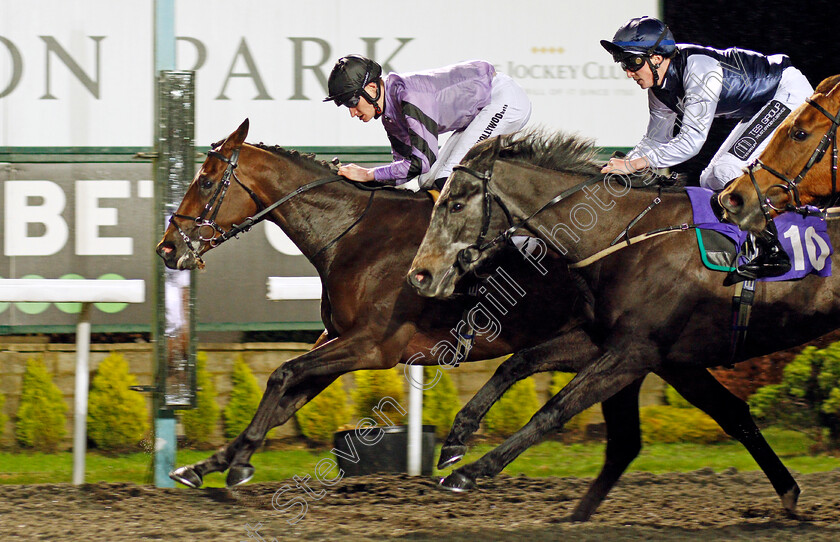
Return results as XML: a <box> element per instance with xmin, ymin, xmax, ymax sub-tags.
<box><xmin>747</xmin><ymin>96</ymin><xmax>840</xmax><ymax>222</ymax></box>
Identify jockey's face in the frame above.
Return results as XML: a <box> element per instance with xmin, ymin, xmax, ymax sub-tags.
<box><xmin>348</xmin><ymin>82</ymin><xmax>379</xmax><ymax>122</ymax></box>
<box><xmin>625</xmin><ymin>55</ymin><xmax>666</xmax><ymax>89</ymax></box>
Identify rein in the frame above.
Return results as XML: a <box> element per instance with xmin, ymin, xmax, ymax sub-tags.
<box><xmin>747</xmin><ymin>96</ymin><xmax>840</xmax><ymax>223</ymax></box>
<box><xmin>169</xmin><ymin>147</ymin><xmax>357</xmax><ymax>263</ymax></box>
<box><xmin>455</xmin><ymin>160</ymin><xmax>686</xmax><ymax>270</ymax></box>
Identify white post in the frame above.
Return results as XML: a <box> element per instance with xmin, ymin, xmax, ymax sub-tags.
<box><xmin>0</xmin><ymin>279</ymin><xmax>145</xmax><ymax>485</ymax></box>
<box><xmin>72</xmin><ymin>302</ymin><xmax>92</xmax><ymax>485</ymax></box>
<box><xmin>407</xmin><ymin>364</ymin><xmax>423</xmax><ymax>476</ymax></box>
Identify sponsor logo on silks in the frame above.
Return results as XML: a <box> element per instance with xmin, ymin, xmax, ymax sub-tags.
<box><xmin>478</xmin><ymin>105</ymin><xmax>509</xmax><ymax>142</ymax></box>
<box><xmin>728</xmin><ymin>100</ymin><xmax>791</xmax><ymax>160</ymax></box>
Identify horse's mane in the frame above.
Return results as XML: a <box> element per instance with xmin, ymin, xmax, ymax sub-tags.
<box><xmin>468</xmin><ymin>129</ymin><xmax>602</xmax><ymax>176</ymax></box>
<box><xmin>210</xmin><ymin>139</ymin><xmax>338</xmax><ymax>173</ymax></box>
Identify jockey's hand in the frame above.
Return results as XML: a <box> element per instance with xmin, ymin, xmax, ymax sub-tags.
<box><xmin>338</xmin><ymin>163</ymin><xmax>375</xmax><ymax>182</ymax></box>
<box><xmin>601</xmin><ymin>156</ymin><xmax>648</xmax><ymax>174</ymax></box>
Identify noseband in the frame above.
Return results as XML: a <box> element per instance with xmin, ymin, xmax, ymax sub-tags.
<box><xmin>747</xmin><ymin>96</ymin><xmax>840</xmax><ymax>222</ymax></box>
<box><xmin>169</xmin><ymin>147</ymin><xmax>345</xmax><ymax>263</ymax></box>
<box><xmin>452</xmin><ymin>164</ymin><xmax>516</xmax><ymax>271</ymax></box>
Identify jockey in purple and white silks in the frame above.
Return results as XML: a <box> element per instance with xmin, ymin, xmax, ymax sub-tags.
<box><xmin>324</xmin><ymin>55</ymin><xmax>531</xmax><ymax>191</ymax></box>
<box><xmin>599</xmin><ymin>16</ymin><xmax>814</xmax><ymax>281</ymax></box>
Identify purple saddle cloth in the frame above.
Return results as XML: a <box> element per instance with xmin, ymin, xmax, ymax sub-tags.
<box><xmin>686</xmin><ymin>187</ymin><xmax>833</xmax><ymax>281</ymax></box>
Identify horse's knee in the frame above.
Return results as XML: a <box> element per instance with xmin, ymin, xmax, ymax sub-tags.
<box><xmin>267</xmin><ymin>366</ymin><xmax>289</xmax><ymax>388</ymax></box>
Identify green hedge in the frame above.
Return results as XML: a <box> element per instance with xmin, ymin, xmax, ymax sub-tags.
<box><xmin>223</xmin><ymin>356</ymin><xmax>262</xmax><ymax>439</ymax></box>
<box><xmin>749</xmin><ymin>343</ymin><xmax>840</xmax><ymax>447</ymax></box>
<box><xmin>351</xmin><ymin>368</ymin><xmax>405</xmax><ymax>424</ymax></box>
<box><xmin>422</xmin><ymin>366</ymin><xmax>460</xmax><ymax>439</ymax></box>
<box><xmin>15</xmin><ymin>357</ymin><xmax>67</xmax><ymax>452</ymax></box>
<box><xmin>87</xmin><ymin>352</ymin><xmax>150</xmax><ymax>451</ymax></box>
<box><xmin>0</xmin><ymin>392</ymin><xmax>7</xmax><ymax>440</ymax></box>
<box><xmin>549</xmin><ymin>372</ymin><xmax>588</xmax><ymax>434</ymax></box>
<box><xmin>294</xmin><ymin>377</ymin><xmax>349</xmax><ymax>444</ymax></box>
<box><xmin>484</xmin><ymin>377</ymin><xmax>540</xmax><ymax>438</ymax></box>
<box><xmin>640</xmin><ymin>405</ymin><xmax>728</xmax><ymax>444</ymax></box>
<box><xmin>180</xmin><ymin>351</ymin><xmax>221</xmax><ymax>446</ymax></box>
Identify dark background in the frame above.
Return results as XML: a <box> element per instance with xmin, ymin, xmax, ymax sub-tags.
<box><xmin>662</xmin><ymin>0</ymin><xmax>837</xmax><ymax>182</ymax></box>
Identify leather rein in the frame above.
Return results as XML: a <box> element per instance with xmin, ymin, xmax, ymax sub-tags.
<box><xmin>452</xmin><ymin>162</ymin><xmax>687</xmax><ymax>270</ymax></box>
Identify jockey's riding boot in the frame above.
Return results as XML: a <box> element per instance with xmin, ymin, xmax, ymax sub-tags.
<box><xmin>735</xmin><ymin>222</ymin><xmax>791</xmax><ymax>280</ymax></box>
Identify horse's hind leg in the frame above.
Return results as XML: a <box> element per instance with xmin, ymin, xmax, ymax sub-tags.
<box><xmin>440</xmin><ymin>329</ymin><xmax>599</xmax><ymax>468</ymax></box>
<box><xmin>658</xmin><ymin>366</ymin><xmax>800</xmax><ymax>514</ymax></box>
<box><xmin>569</xmin><ymin>377</ymin><xmax>643</xmax><ymax>522</ymax></box>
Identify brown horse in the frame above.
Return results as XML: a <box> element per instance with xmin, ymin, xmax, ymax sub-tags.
<box><xmin>155</xmin><ymin>118</ymin><xmax>598</xmax><ymax>488</ymax></box>
<box><xmin>719</xmin><ymin>74</ymin><xmax>840</xmax><ymax>232</ymax></box>
<box><xmin>407</xmin><ymin>129</ymin><xmax>840</xmax><ymax>518</ymax></box>
<box><xmin>157</xmin><ymin>120</ymin><xmax>794</xmax><ymax>523</ymax></box>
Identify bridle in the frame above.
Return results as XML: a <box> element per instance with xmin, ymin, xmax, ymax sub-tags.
<box><xmin>451</xmin><ymin>163</ymin><xmax>516</xmax><ymax>271</ymax></box>
<box><xmin>169</xmin><ymin>146</ymin><xmax>348</xmax><ymax>264</ymax></box>
<box><xmin>452</xmin><ymin>161</ymin><xmax>604</xmax><ymax>271</ymax></box>
<box><xmin>747</xmin><ymin>95</ymin><xmax>840</xmax><ymax>223</ymax></box>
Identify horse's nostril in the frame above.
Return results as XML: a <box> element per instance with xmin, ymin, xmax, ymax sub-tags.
<box><xmin>408</xmin><ymin>268</ymin><xmax>432</xmax><ymax>289</ymax></box>
<box><xmin>157</xmin><ymin>242</ymin><xmax>175</xmax><ymax>257</ymax></box>
<box><xmin>726</xmin><ymin>192</ymin><xmax>744</xmax><ymax>212</ymax></box>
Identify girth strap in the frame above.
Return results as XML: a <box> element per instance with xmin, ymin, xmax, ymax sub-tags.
<box><xmin>728</xmin><ymin>279</ymin><xmax>756</xmax><ymax>366</ymax></box>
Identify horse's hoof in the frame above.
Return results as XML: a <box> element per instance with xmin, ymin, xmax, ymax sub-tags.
<box><xmin>438</xmin><ymin>471</ymin><xmax>477</xmax><ymax>493</ymax></box>
<box><xmin>170</xmin><ymin>465</ymin><xmax>203</xmax><ymax>488</ymax></box>
<box><xmin>226</xmin><ymin>464</ymin><xmax>256</xmax><ymax>487</ymax></box>
<box><xmin>781</xmin><ymin>484</ymin><xmax>801</xmax><ymax>513</ymax></box>
<box><xmin>437</xmin><ymin>445</ymin><xmax>467</xmax><ymax>469</ymax></box>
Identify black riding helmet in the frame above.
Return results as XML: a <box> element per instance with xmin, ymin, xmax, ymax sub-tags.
<box><xmin>323</xmin><ymin>55</ymin><xmax>383</xmax><ymax>117</ymax></box>
<box><xmin>600</xmin><ymin>17</ymin><xmax>676</xmax><ymax>87</ymax></box>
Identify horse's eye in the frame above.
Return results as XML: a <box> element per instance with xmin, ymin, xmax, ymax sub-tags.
<box><xmin>450</xmin><ymin>202</ymin><xmax>464</xmax><ymax>213</ymax></box>
<box><xmin>792</xmin><ymin>129</ymin><xmax>809</xmax><ymax>142</ymax></box>
<box><xmin>200</xmin><ymin>177</ymin><xmax>214</xmax><ymax>190</ymax></box>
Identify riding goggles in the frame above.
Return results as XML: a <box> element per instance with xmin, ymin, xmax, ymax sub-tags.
<box><xmin>619</xmin><ymin>54</ymin><xmax>647</xmax><ymax>72</ymax></box>
<box><xmin>338</xmin><ymin>92</ymin><xmax>361</xmax><ymax>108</ymax></box>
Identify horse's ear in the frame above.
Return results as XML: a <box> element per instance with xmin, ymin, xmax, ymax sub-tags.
<box><xmin>815</xmin><ymin>75</ymin><xmax>840</xmax><ymax>96</ymax></box>
<box><xmin>220</xmin><ymin>118</ymin><xmax>250</xmax><ymax>152</ymax></box>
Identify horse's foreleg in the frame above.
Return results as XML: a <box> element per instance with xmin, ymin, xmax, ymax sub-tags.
<box><xmin>569</xmin><ymin>378</ymin><xmax>643</xmax><ymax>521</ymax></box>
<box><xmin>171</xmin><ymin>331</ymin><xmax>334</xmax><ymax>488</ymax></box>
<box><xmin>173</xmin><ymin>329</ymin><xmax>410</xmax><ymax>488</ymax></box>
<box><xmin>658</xmin><ymin>366</ymin><xmax>800</xmax><ymax>514</ymax></box>
<box><xmin>440</xmin><ymin>329</ymin><xmax>599</xmax><ymax>468</ymax></box>
<box><xmin>440</xmin><ymin>350</ymin><xmax>646</xmax><ymax>498</ymax></box>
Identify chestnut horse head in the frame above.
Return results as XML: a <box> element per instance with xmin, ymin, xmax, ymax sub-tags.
<box><xmin>718</xmin><ymin>74</ymin><xmax>840</xmax><ymax>232</ymax></box>
<box><xmin>157</xmin><ymin>118</ymin><xmax>256</xmax><ymax>270</ymax></box>
<box><xmin>156</xmin><ymin>118</ymin><xmax>349</xmax><ymax>270</ymax></box>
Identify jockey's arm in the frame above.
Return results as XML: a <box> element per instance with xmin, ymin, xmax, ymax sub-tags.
<box><xmin>338</xmin><ymin>163</ymin><xmax>375</xmax><ymax>182</ymax></box>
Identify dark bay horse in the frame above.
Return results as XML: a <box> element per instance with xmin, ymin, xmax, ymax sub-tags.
<box><xmin>155</xmin><ymin>119</ymin><xmax>600</xmax><ymax>488</ymax></box>
<box><xmin>408</xmin><ymin>130</ymin><xmax>840</xmax><ymax>518</ymax></box>
<box><xmin>719</xmin><ymin>74</ymin><xmax>840</xmax><ymax>232</ymax></box>
<box><xmin>157</xmin><ymin>120</ymin><xmax>792</xmax><ymax>523</ymax></box>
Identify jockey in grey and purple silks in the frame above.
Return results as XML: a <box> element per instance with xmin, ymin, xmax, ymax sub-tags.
<box><xmin>325</xmin><ymin>56</ymin><xmax>531</xmax><ymax>190</ymax></box>
<box><xmin>374</xmin><ymin>61</ymin><xmax>495</xmax><ymax>185</ymax></box>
